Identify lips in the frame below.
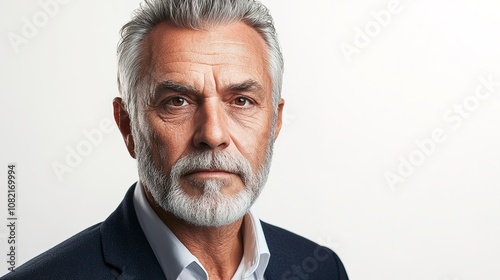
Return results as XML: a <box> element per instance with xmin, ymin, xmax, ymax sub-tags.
<box><xmin>184</xmin><ymin>169</ymin><xmax>234</xmax><ymax>177</ymax></box>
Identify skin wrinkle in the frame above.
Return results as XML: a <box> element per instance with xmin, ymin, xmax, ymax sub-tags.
<box><xmin>151</xmin><ymin>43</ymin><xmax>254</xmax><ymax>58</ymax></box>
<box><xmin>152</xmin><ymin>82</ymin><xmax>266</xmax><ymax>119</ymax></box>
<box><xmin>150</xmin><ymin>85</ymin><xmax>267</xmax><ymax>129</ymax></box>
<box><xmin>154</xmin><ymin>79</ymin><xmax>263</xmax><ymax>95</ymax></box>
<box><xmin>148</xmin><ymin>62</ymin><xmax>263</xmax><ymax>94</ymax></box>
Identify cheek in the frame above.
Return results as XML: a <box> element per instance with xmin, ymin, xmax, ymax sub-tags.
<box><xmin>229</xmin><ymin>116</ymin><xmax>274</xmax><ymax>167</ymax></box>
<box><xmin>148</xmin><ymin>118</ymin><xmax>192</xmax><ymax>166</ymax></box>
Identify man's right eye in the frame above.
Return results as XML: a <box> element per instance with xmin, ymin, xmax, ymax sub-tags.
<box><xmin>165</xmin><ymin>97</ymin><xmax>188</xmax><ymax>106</ymax></box>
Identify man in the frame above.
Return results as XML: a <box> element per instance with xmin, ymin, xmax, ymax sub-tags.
<box><xmin>2</xmin><ymin>0</ymin><xmax>348</xmax><ymax>279</ymax></box>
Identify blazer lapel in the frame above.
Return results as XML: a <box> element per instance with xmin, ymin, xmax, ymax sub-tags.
<box><xmin>100</xmin><ymin>184</ymin><xmax>166</xmax><ymax>279</ymax></box>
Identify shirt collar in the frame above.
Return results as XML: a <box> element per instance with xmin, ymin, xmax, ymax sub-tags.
<box><xmin>133</xmin><ymin>181</ymin><xmax>200</xmax><ymax>280</ymax></box>
<box><xmin>133</xmin><ymin>181</ymin><xmax>270</xmax><ymax>280</ymax></box>
<box><xmin>239</xmin><ymin>208</ymin><xmax>270</xmax><ymax>279</ymax></box>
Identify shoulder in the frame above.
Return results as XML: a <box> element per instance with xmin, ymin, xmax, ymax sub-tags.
<box><xmin>261</xmin><ymin>221</ymin><xmax>349</xmax><ymax>280</ymax></box>
<box><xmin>1</xmin><ymin>223</ymin><xmax>112</xmax><ymax>280</ymax></box>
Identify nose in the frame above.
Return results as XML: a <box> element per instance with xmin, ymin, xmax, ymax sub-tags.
<box><xmin>193</xmin><ymin>100</ymin><xmax>230</xmax><ymax>150</ymax></box>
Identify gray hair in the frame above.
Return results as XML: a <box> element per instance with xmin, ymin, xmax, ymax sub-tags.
<box><xmin>117</xmin><ymin>0</ymin><xmax>284</xmax><ymax>125</ymax></box>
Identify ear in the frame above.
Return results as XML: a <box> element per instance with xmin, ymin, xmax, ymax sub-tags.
<box><xmin>273</xmin><ymin>98</ymin><xmax>285</xmax><ymax>140</ymax></box>
<box><xmin>113</xmin><ymin>97</ymin><xmax>136</xmax><ymax>158</ymax></box>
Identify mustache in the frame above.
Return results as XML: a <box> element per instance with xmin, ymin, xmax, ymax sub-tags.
<box><xmin>170</xmin><ymin>150</ymin><xmax>254</xmax><ymax>180</ymax></box>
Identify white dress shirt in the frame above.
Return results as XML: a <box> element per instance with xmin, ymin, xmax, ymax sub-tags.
<box><xmin>133</xmin><ymin>181</ymin><xmax>270</xmax><ymax>280</ymax></box>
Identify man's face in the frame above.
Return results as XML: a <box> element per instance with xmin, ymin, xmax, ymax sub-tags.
<box><xmin>129</xmin><ymin>21</ymin><xmax>284</xmax><ymax>226</ymax></box>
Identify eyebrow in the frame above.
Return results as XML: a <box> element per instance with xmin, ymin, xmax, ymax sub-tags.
<box><xmin>225</xmin><ymin>79</ymin><xmax>263</xmax><ymax>93</ymax></box>
<box><xmin>155</xmin><ymin>80</ymin><xmax>199</xmax><ymax>95</ymax></box>
<box><xmin>154</xmin><ymin>79</ymin><xmax>264</xmax><ymax>97</ymax></box>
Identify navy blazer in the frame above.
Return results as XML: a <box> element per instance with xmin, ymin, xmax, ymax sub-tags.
<box><xmin>1</xmin><ymin>185</ymin><xmax>348</xmax><ymax>279</ymax></box>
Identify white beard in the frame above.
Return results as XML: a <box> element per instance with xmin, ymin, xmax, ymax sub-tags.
<box><xmin>135</xmin><ymin>134</ymin><xmax>274</xmax><ymax>227</ymax></box>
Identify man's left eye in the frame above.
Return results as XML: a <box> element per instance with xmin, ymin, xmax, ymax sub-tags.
<box><xmin>233</xmin><ymin>97</ymin><xmax>252</xmax><ymax>107</ymax></box>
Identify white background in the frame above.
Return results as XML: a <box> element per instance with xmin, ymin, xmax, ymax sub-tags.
<box><xmin>1</xmin><ymin>0</ymin><xmax>500</xmax><ymax>279</ymax></box>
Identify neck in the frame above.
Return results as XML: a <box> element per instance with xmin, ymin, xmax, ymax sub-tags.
<box><xmin>145</xmin><ymin>188</ymin><xmax>245</xmax><ymax>280</ymax></box>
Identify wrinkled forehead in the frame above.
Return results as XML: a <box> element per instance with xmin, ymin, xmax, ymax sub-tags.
<box><xmin>138</xmin><ymin>21</ymin><xmax>271</xmax><ymax>96</ymax></box>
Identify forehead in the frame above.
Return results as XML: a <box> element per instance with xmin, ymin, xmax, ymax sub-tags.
<box><xmin>141</xmin><ymin>21</ymin><xmax>270</xmax><ymax>92</ymax></box>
